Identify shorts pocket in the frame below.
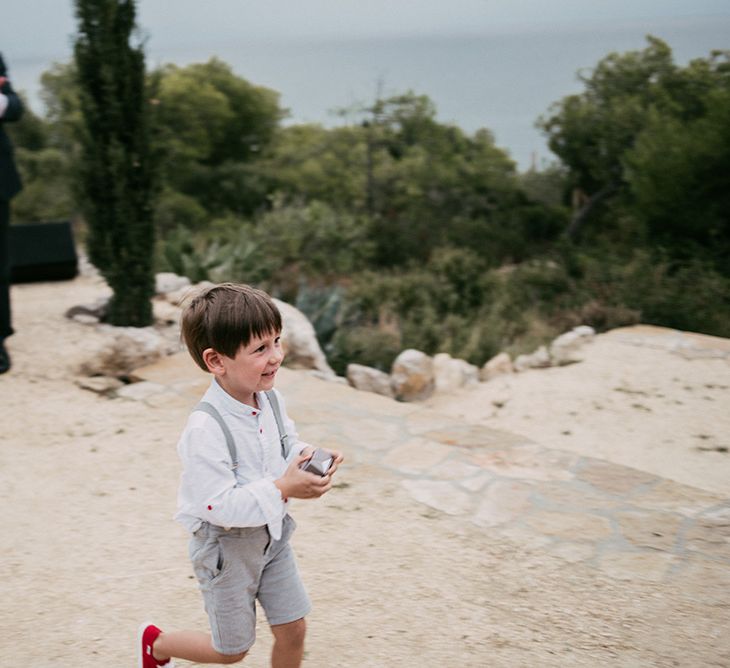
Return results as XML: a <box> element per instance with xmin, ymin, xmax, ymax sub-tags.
<box><xmin>282</xmin><ymin>514</ymin><xmax>297</xmax><ymax>541</ymax></box>
<box><xmin>191</xmin><ymin>535</ymin><xmax>226</xmax><ymax>584</ymax></box>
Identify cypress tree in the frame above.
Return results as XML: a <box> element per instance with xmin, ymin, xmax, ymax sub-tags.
<box><xmin>74</xmin><ymin>0</ymin><xmax>156</xmax><ymax>326</ymax></box>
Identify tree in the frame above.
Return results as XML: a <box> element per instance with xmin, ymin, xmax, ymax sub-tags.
<box><xmin>261</xmin><ymin>123</ymin><xmax>368</xmax><ymax>210</ymax></box>
<box><xmin>625</xmin><ymin>86</ymin><xmax>730</xmax><ymax>264</ymax></box>
<box><xmin>74</xmin><ymin>0</ymin><xmax>157</xmax><ymax>326</ymax></box>
<box><xmin>539</xmin><ymin>37</ymin><xmax>676</xmax><ymax>240</ymax></box>
<box><xmin>152</xmin><ymin>59</ymin><xmax>282</xmax><ymax>216</ymax></box>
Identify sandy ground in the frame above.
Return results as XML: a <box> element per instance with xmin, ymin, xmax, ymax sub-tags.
<box><xmin>1</xmin><ymin>274</ymin><xmax>729</xmax><ymax>667</ymax></box>
<box><xmin>426</xmin><ymin>328</ymin><xmax>730</xmax><ymax>497</ymax></box>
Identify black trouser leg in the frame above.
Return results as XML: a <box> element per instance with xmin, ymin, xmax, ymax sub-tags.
<box><xmin>0</xmin><ymin>198</ymin><xmax>13</xmax><ymax>340</ymax></box>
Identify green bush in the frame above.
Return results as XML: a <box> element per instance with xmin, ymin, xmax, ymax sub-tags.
<box><xmin>618</xmin><ymin>252</ymin><xmax>730</xmax><ymax>336</ymax></box>
<box><xmin>253</xmin><ymin>198</ymin><xmax>374</xmax><ymax>278</ymax></box>
<box><xmin>154</xmin><ymin>188</ymin><xmax>208</xmax><ymax>234</ymax></box>
<box><xmin>12</xmin><ymin>147</ymin><xmax>74</xmax><ymax>223</ymax></box>
<box><xmin>327</xmin><ymin>326</ymin><xmax>402</xmax><ymax>376</ymax></box>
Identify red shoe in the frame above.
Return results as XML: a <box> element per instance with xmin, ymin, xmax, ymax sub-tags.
<box><xmin>137</xmin><ymin>622</ymin><xmax>173</xmax><ymax>667</ymax></box>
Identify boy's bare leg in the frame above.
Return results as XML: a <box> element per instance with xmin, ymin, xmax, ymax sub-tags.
<box><xmin>153</xmin><ymin>630</ymin><xmax>248</xmax><ymax>664</ymax></box>
<box><xmin>270</xmin><ymin>618</ymin><xmax>306</xmax><ymax>668</ymax></box>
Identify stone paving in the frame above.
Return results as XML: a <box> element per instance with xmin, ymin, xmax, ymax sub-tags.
<box><xmin>129</xmin><ymin>352</ymin><xmax>730</xmax><ymax>585</ymax></box>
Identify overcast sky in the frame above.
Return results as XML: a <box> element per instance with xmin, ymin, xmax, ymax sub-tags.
<box><xmin>3</xmin><ymin>0</ymin><xmax>730</xmax><ymax>60</ymax></box>
<box><xmin>3</xmin><ymin>0</ymin><xmax>728</xmax><ymax>168</ymax></box>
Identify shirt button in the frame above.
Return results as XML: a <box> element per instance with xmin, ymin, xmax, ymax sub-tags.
<box><xmin>260</xmin><ymin>428</ymin><xmax>263</xmax><ymax>434</ymax></box>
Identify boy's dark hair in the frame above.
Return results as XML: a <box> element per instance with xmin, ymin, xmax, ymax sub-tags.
<box><xmin>181</xmin><ymin>283</ymin><xmax>282</xmax><ymax>371</ymax></box>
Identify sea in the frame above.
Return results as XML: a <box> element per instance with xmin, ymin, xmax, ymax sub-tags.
<box><xmin>8</xmin><ymin>14</ymin><xmax>730</xmax><ymax>171</ymax></box>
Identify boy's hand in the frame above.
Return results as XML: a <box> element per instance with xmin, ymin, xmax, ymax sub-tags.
<box><xmin>325</xmin><ymin>449</ymin><xmax>344</xmax><ymax>477</ymax></box>
<box><xmin>275</xmin><ymin>453</ymin><xmax>333</xmax><ymax>500</ymax></box>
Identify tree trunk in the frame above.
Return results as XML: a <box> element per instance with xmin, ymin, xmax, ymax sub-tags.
<box><xmin>565</xmin><ymin>184</ymin><xmax>617</xmax><ymax>241</ymax></box>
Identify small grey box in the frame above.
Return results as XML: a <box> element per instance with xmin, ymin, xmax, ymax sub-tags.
<box><xmin>299</xmin><ymin>448</ymin><xmax>333</xmax><ymax>476</ymax></box>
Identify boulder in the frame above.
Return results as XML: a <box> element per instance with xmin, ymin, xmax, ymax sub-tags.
<box><xmin>152</xmin><ymin>298</ymin><xmax>182</xmax><ymax>326</ymax></box>
<box><xmin>346</xmin><ymin>363</ymin><xmax>395</xmax><ymax>398</ymax></box>
<box><xmin>390</xmin><ymin>349</ymin><xmax>435</xmax><ymax>401</ymax></box>
<box><xmin>78</xmin><ymin>326</ymin><xmax>169</xmax><ymax>377</ymax></box>
<box><xmin>433</xmin><ymin>353</ymin><xmax>479</xmax><ymax>393</ymax></box>
<box><xmin>164</xmin><ymin>280</ymin><xmax>214</xmax><ymax>307</ymax></box>
<box><xmin>572</xmin><ymin>325</ymin><xmax>596</xmax><ymax>339</ymax></box>
<box><xmin>549</xmin><ymin>325</ymin><xmax>596</xmax><ymax>366</ymax></box>
<box><xmin>480</xmin><ymin>352</ymin><xmax>513</xmax><ymax>382</ymax></box>
<box><xmin>274</xmin><ymin>299</ymin><xmax>335</xmax><ymax>378</ymax></box>
<box><xmin>513</xmin><ymin>345</ymin><xmax>551</xmax><ymax>372</ymax></box>
<box><xmin>155</xmin><ymin>272</ymin><xmax>191</xmax><ymax>295</ymax></box>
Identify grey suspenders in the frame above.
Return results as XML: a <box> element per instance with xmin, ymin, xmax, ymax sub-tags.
<box><xmin>264</xmin><ymin>390</ymin><xmax>290</xmax><ymax>458</ymax></box>
<box><xmin>194</xmin><ymin>391</ymin><xmax>290</xmax><ymax>474</ymax></box>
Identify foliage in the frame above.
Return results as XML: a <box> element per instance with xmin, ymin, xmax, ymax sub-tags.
<box><xmin>574</xmin><ymin>249</ymin><xmax>730</xmax><ymax>336</ymax></box>
<box><xmin>5</xmin><ymin>88</ymin><xmax>76</xmax><ymax>224</ymax></box>
<box><xmin>156</xmin><ymin>223</ymin><xmax>266</xmax><ymax>285</ymax></box>
<box><xmin>12</xmin><ymin>37</ymin><xmax>730</xmax><ymax>371</ymax></box>
<box><xmin>74</xmin><ymin>0</ymin><xmax>157</xmax><ymax>326</ymax></box>
<box><xmin>152</xmin><ymin>59</ymin><xmax>282</xmax><ymax>216</ymax></box>
<box><xmin>12</xmin><ymin>147</ymin><xmax>74</xmax><ymax>223</ymax></box>
<box><xmin>39</xmin><ymin>62</ymin><xmax>83</xmax><ymax>153</ymax></box>
<box><xmin>155</xmin><ymin>199</ymin><xmax>373</xmax><ymax>291</ymax></box>
<box><xmin>538</xmin><ymin>37</ymin><xmax>730</xmax><ymax>251</ymax></box>
<box><xmin>624</xmin><ymin>86</ymin><xmax>730</xmax><ymax>265</ymax></box>
<box><xmin>327</xmin><ymin>326</ymin><xmax>402</xmax><ymax>376</ymax></box>
<box><xmin>259</xmin><ymin>124</ymin><xmax>365</xmax><ymax>207</ymax></box>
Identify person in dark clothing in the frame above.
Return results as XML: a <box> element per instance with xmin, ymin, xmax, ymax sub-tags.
<box><xmin>0</xmin><ymin>52</ymin><xmax>24</xmax><ymax>374</ymax></box>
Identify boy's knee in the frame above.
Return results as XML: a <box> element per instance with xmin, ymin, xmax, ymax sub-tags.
<box><xmin>219</xmin><ymin>650</ymin><xmax>248</xmax><ymax>664</ymax></box>
<box><xmin>289</xmin><ymin>618</ymin><xmax>306</xmax><ymax>645</ymax></box>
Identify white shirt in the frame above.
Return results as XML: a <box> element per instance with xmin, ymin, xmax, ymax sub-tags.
<box><xmin>0</xmin><ymin>93</ymin><xmax>8</xmax><ymax>117</ymax></box>
<box><xmin>174</xmin><ymin>379</ymin><xmax>308</xmax><ymax>540</ymax></box>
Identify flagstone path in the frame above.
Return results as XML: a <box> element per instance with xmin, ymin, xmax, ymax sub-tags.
<box><xmin>131</xmin><ymin>352</ymin><xmax>730</xmax><ymax>586</ymax></box>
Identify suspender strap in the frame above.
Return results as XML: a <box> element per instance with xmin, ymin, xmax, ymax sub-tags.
<box><xmin>195</xmin><ymin>401</ymin><xmax>238</xmax><ymax>471</ymax></box>
<box><xmin>265</xmin><ymin>390</ymin><xmax>291</xmax><ymax>460</ymax></box>
<box><xmin>194</xmin><ymin>391</ymin><xmax>290</xmax><ymax>472</ymax></box>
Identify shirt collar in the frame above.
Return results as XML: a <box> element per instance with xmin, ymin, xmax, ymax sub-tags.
<box><xmin>207</xmin><ymin>377</ymin><xmax>264</xmax><ymax>418</ymax></box>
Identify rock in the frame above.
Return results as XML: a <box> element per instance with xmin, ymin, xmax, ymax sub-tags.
<box><xmin>78</xmin><ymin>326</ymin><xmax>169</xmax><ymax>377</ymax></box>
<box><xmin>65</xmin><ymin>296</ymin><xmax>110</xmax><ymax>321</ymax></box>
<box><xmin>152</xmin><ymin>298</ymin><xmax>182</xmax><ymax>326</ymax></box>
<box><xmin>480</xmin><ymin>352</ymin><xmax>513</xmax><ymax>381</ymax></box>
<box><xmin>274</xmin><ymin>299</ymin><xmax>336</xmax><ymax>378</ymax></box>
<box><xmin>155</xmin><ymin>272</ymin><xmax>191</xmax><ymax>295</ymax></box>
<box><xmin>346</xmin><ymin>363</ymin><xmax>395</xmax><ymax>398</ymax></box>
<box><xmin>433</xmin><ymin>353</ymin><xmax>479</xmax><ymax>393</ymax></box>
<box><xmin>549</xmin><ymin>326</ymin><xmax>596</xmax><ymax>366</ymax></box>
<box><xmin>513</xmin><ymin>345</ymin><xmax>551</xmax><ymax>372</ymax></box>
<box><xmin>164</xmin><ymin>280</ymin><xmax>214</xmax><ymax>307</ymax></box>
<box><xmin>572</xmin><ymin>325</ymin><xmax>596</xmax><ymax>338</ymax></box>
<box><xmin>390</xmin><ymin>349</ymin><xmax>435</xmax><ymax>401</ymax></box>
<box><xmin>75</xmin><ymin>376</ymin><xmax>125</xmax><ymax>394</ymax></box>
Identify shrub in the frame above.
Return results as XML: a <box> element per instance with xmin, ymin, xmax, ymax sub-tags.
<box><xmin>327</xmin><ymin>326</ymin><xmax>402</xmax><ymax>376</ymax></box>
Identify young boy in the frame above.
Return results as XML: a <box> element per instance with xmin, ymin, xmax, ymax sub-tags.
<box><xmin>138</xmin><ymin>283</ymin><xmax>343</xmax><ymax>667</ymax></box>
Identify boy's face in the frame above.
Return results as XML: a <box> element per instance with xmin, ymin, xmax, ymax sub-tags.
<box><xmin>208</xmin><ymin>330</ymin><xmax>284</xmax><ymax>407</ymax></box>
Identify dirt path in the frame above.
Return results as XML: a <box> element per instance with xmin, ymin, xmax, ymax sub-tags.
<box><xmin>1</xmin><ymin>276</ymin><xmax>728</xmax><ymax>667</ymax></box>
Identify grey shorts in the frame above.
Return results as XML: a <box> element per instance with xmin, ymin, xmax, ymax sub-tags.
<box><xmin>189</xmin><ymin>514</ymin><xmax>311</xmax><ymax>655</ymax></box>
